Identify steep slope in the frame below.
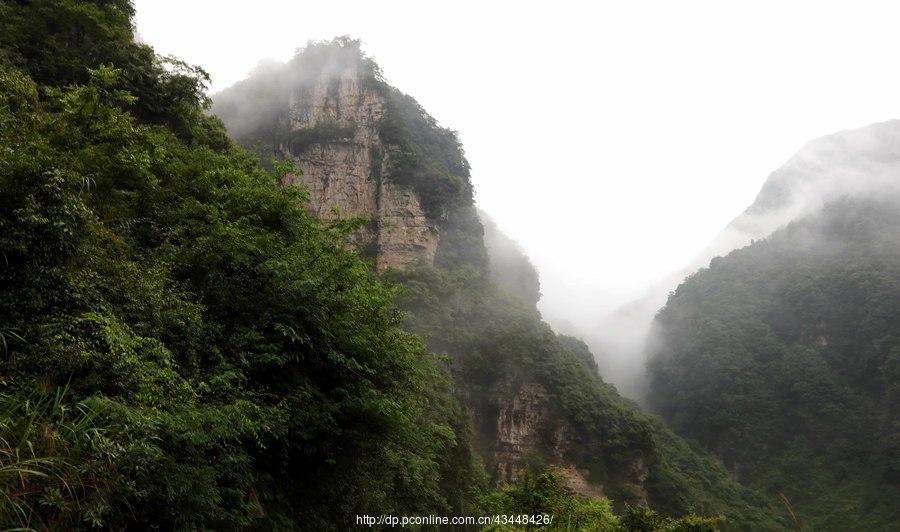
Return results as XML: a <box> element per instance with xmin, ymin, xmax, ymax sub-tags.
<box><xmin>480</xmin><ymin>210</ymin><xmax>542</xmax><ymax>307</ymax></box>
<box><xmin>698</xmin><ymin>119</ymin><xmax>900</xmax><ymax>265</ymax></box>
<box><xmin>592</xmin><ymin>119</ymin><xmax>900</xmax><ymax>399</ymax></box>
<box><xmin>213</xmin><ymin>39</ymin><xmax>482</xmax><ymax>272</ymax></box>
<box><xmin>215</xmin><ymin>39</ymin><xmax>788</xmax><ymax>529</ymax></box>
<box><xmin>646</xmin><ymin>196</ymin><xmax>900</xmax><ymax>530</ymax></box>
<box><xmin>0</xmin><ymin>4</ymin><xmax>481</xmax><ymax>529</ymax></box>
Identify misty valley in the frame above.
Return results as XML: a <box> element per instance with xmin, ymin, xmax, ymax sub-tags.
<box><xmin>1</xmin><ymin>1</ymin><xmax>899</xmax><ymax>531</ymax></box>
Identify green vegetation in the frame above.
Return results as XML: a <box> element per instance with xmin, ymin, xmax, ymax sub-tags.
<box><xmin>376</xmin><ymin>86</ymin><xmax>472</xmax><ymax>219</ymax></box>
<box><xmin>647</xmin><ymin>197</ymin><xmax>900</xmax><ymax>530</ymax></box>
<box><xmin>391</xmin><ymin>266</ymin><xmax>786</xmax><ymax>529</ymax></box>
<box><xmin>0</xmin><ymin>2</ymin><xmax>482</xmax><ymax>528</ymax></box>
<box><xmin>0</xmin><ymin>2</ymin><xmax>793</xmax><ymax>529</ymax></box>
<box><xmin>0</xmin><ymin>387</ymin><xmax>113</xmax><ymax>529</ymax></box>
<box><xmin>478</xmin><ymin>469</ymin><xmax>724</xmax><ymax>531</ymax></box>
<box><xmin>208</xmin><ymin>59</ymin><xmax>291</xmax><ymax>169</ymax></box>
<box><xmin>480</xmin><ymin>211</ymin><xmax>543</xmax><ymax>306</ymax></box>
<box><xmin>213</xmin><ymin>32</ymin><xmax>786</xmax><ymax>531</ymax></box>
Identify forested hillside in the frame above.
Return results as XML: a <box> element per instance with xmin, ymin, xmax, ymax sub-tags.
<box><xmin>647</xmin><ymin>196</ymin><xmax>900</xmax><ymax>530</ymax></box>
<box><xmin>0</xmin><ymin>1</ymin><xmax>792</xmax><ymax>529</ymax></box>
<box><xmin>0</xmin><ymin>1</ymin><xmax>483</xmax><ymax>528</ymax></box>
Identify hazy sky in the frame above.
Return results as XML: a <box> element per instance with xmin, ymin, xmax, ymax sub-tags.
<box><xmin>135</xmin><ymin>0</ymin><xmax>900</xmax><ymax>324</ymax></box>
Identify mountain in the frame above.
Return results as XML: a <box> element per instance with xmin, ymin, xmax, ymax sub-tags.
<box><xmin>593</xmin><ymin>120</ymin><xmax>900</xmax><ymax>400</ymax></box>
<box><xmin>0</xmin><ymin>2</ymin><xmax>782</xmax><ymax>525</ymax></box>
<box><xmin>0</xmin><ymin>6</ymin><xmax>480</xmax><ymax>528</ymax></box>
<box><xmin>645</xmin><ymin>132</ymin><xmax>900</xmax><ymax>528</ymax></box>
<box><xmin>215</xmin><ymin>39</ymin><xmax>789</xmax><ymax>529</ymax></box>
<box><xmin>698</xmin><ymin>119</ymin><xmax>900</xmax><ymax>265</ymax></box>
<box><xmin>0</xmin><ymin>0</ymin><xmax>802</xmax><ymax>525</ymax></box>
<box><xmin>213</xmin><ymin>40</ymin><xmax>484</xmax><ymax>273</ymax></box>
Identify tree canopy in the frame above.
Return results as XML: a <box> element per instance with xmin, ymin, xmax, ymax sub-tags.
<box><xmin>647</xmin><ymin>197</ymin><xmax>900</xmax><ymax>530</ymax></box>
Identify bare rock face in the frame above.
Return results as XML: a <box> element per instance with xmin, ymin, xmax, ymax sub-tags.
<box><xmin>377</xmin><ymin>182</ymin><xmax>440</xmax><ymax>270</ymax></box>
<box><xmin>282</xmin><ymin>62</ymin><xmax>439</xmax><ymax>271</ymax></box>
<box><xmin>493</xmin><ymin>381</ymin><xmax>551</xmax><ymax>483</ymax></box>
<box><xmin>486</xmin><ymin>377</ymin><xmax>649</xmax><ymax>503</ymax></box>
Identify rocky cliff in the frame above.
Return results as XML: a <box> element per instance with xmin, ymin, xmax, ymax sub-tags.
<box><xmin>486</xmin><ymin>378</ymin><xmax>611</xmax><ymax>499</ymax></box>
<box><xmin>213</xmin><ymin>39</ymin><xmax>460</xmax><ymax>271</ymax></box>
<box><xmin>282</xmin><ymin>59</ymin><xmax>439</xmax><ymax>271</ymax></box>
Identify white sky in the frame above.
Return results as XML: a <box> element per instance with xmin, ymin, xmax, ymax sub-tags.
<box><xmin>135</xmin><ymin>0</ymin><xmax>900</xmax><ymax>324</ymax></box>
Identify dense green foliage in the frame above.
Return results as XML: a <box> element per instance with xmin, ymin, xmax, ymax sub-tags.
<box><xmin>0</xmin><ymin>0</ymin><xmax>221</xmax><ymax>143</ymax></box>
<box><xmin>375</xmin><ymin>85</ymin><xmax>472</xmax><ymax>219</ymax></box>
<box><xmin>391</xmin><ymin>267</ymin><xmax>786</xmax><ymax>530</ymax></box>
<box><xmin>0</xmin><ymin>2</ymin><xmax>484</xmax><ymax>528</ymax></box>
<box><xmin>647</xmin><ymin>197</ymin><xmax>900</xmax><ymax>530</ymax></box>
<box><xmin>478</xmin><ymin>469</ymin><xmax>724</xmax><ymax>531</ymax></box>
<box><xmin>0</xmin><ymin>387</ymin><xmax>114</xmax><ymax>528</ymax></box>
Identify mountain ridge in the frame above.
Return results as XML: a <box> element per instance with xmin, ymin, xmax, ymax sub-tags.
<box><xmin>590</xmin><ymin>119</ymin><xmax>900</xmax><ymax>400</ymax></box>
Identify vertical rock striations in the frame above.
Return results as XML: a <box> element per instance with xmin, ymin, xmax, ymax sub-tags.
<box><xmin>283</xmin><ymin>50</ymin><xmax>439</xmax><ymax>271</ymax></box>
<box><xmin>214</xmin><ymin>40</ymin><xmax>449</xmax><ymax>271</ymax></box>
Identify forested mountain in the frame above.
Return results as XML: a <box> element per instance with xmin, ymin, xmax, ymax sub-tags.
<box><xmin>647</xmin><ymin>193</ymin><xmax>900</xmax><ymax>529</ymax></box>
<box><xmin>592</xmin><ymin>120</ymin><xmax>900</xmax><ymax>402</ymax></box>
<box><xmin>1</xmin><ymin>1</ymin><xmax>497</xmax><ymax>527</ymax></box>
<box><xmin>0</xmin><ymin>1</ymin><xmax>794</xmax><ymax>529</ymax></box>
<box><xmin>214</xmin><ymin>37</ymin><xmax>788</xmax><ymax>530</ymax></box>
<box><xmin>697</xmin><ymin>119</ymin><xmax>900</xmax><ymax>267</ymax></box>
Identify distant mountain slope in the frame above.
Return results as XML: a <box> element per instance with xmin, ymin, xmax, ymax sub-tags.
<box><xmin>701</xmin><ymin>119</ymin><xmax>900</xmax><ymax>263</ymax></box>
<box><xmin>646</xmin><ymin>196</ymin><xmax>900</xmax><ymax>530</ymax></box>
<box><xmin>593</xmin><ymin>120</ymin><xmax>900</xmax><ymax>399</ymax></box>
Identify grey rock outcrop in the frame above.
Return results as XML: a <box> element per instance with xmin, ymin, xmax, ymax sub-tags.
<box><xmin>282</xmin><ymin>62</ymin><xmax>439</xmax><ymax>271</ymax></box>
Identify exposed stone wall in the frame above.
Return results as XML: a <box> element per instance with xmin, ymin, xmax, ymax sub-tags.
<box><xmin>493</xmin><ymin>381</ymin><xmax>551</xmax><ymax>483</ymax></box>
<box><xmin>282</xmin><ymin>63</ymin><xmax>439</xmax><ymax>271</ymax></box>
<box><xmin>479</xmin><ymin>377</ymin><xmax>649</xmax><ymax>502</ymax></box>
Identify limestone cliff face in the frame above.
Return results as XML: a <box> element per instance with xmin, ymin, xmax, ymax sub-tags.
<box><xmin>492</xmin><ymin>381</ymin><xmax>551</xmax><ymax>483</ymax></box>
<box><xmin>476</xmin><ymin>377</ymin><xmax>647</xmax><ymax>502</ymax></box>
<box><xmin>280</xmin><ymin>60</ymin><xmax>439</xmax><ymax>271</ymax></box>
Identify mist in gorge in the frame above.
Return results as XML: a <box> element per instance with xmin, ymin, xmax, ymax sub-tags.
<box><xmin>570</xmin><ymin>119</ymin><xmax>900</xmax><ymax>401</ymax></box>
<box><xmin>3</xmin><ymin>0</ymin><xmax>900</xmax><ymax>529</ymax></box>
